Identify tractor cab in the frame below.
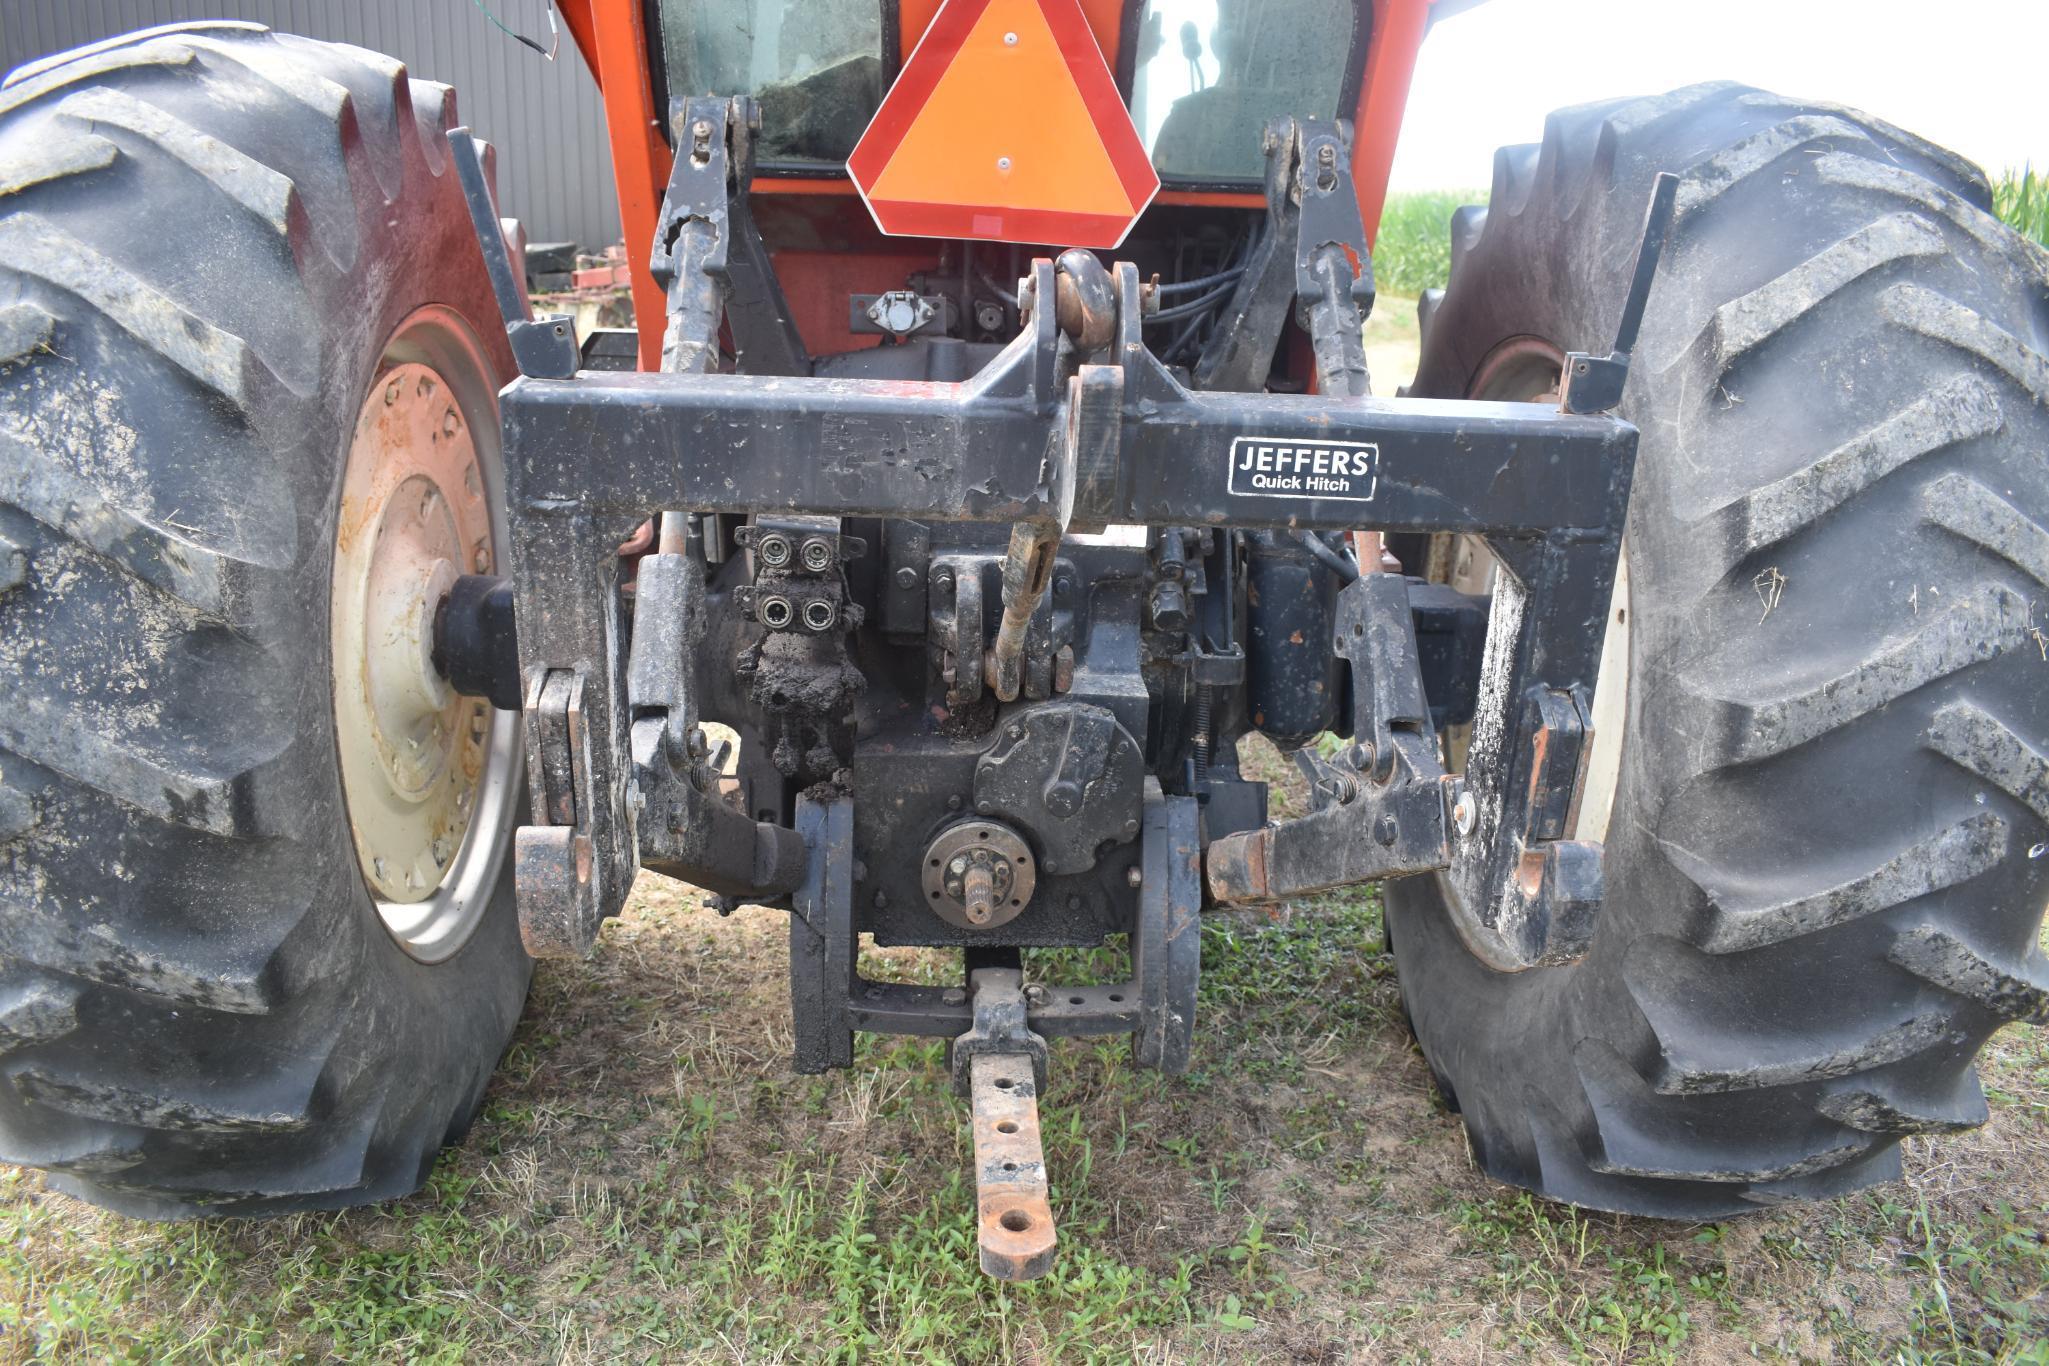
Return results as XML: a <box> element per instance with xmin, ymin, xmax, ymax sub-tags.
<box><xmin>610</xmin><ymin>0</ymin><xmax>1382</xmax><ymax>368</ymax></box>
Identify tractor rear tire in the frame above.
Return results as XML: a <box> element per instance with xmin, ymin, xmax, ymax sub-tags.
<box><xmin>0</xmin><ymin>25</ymin><xmax>531</xmax><ymax>1215</ymax></box>
<box><xmin>1393</xmin><ymin>83</ymin><xmax>2049</xmax><ymax>1215</ymax></box>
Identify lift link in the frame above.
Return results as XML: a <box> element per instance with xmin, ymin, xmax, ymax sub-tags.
<box><xmin>1193</xmin><ymin>116</ymin><xmax>1375</xmax><ymax>395</ymax></box>
<box><xmin>648</xmin><ymin>95</ymin><xmax>809</xmax><ymax>377</ymax></box>
<box><xmin>626</xmin><ymin>531</ymin><xmax>808</xmax><ymax>900</ymax></box>
<box><xmin>1206</xmin><ymin>573</ymin><xmax>1456</xmax><ymax>903</ymax></box>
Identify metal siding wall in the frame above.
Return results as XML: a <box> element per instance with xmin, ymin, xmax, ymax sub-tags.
<box><xmin>0</xmin><ymin>0</ymin><xmax>622</xmax><ymax>248</ymax></box>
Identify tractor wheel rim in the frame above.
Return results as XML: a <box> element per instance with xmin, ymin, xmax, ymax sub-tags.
<box><xmin>331</xmin><ymin>316</ymin><xmax>518</xmax><ymax>963</ymax></box>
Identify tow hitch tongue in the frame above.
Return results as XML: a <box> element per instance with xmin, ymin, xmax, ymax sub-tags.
<box><xmin>956</xmin><ymin>968</ymin><xmax>1057</xmax><ymax>1280</ymax></box>
<box><xmin>778</xmin><ymin>793</ymin><xmax>1203</xmax><ymax>1283</ymax></box>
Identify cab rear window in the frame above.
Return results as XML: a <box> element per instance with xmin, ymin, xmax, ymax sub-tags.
<box><xmin>656</xmin><ymin>0</ymin><xmax>887</xmax><ymax>164</ymax></box>
<box><xmin>1130</xmin><ymin>0</ymin><xmax>1359</xmax><ymax>183</ymax></box>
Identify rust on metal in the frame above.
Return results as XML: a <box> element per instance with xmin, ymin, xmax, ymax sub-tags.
<box><xmin>984</xmin><ymin>522</ymin><xmax>1057</xmax><ymax>701</ymax></box>
<box><xmin>1052</xmin><ymin>248</ymin><xmax>1117</xmax><ymax>351</ymax></box>
<box><xmin>1203</xmin><ymin>825</ymin><xmax>1270</xmax><ymax>905</ymax></box>
<box><xmin>969</xmin><ymin>1052</ymin><xmax>1056</xmax><ymax>1281</ymax></box>
<box><xmin>961</xmin><ymin>861</ymin><xmax>996</xmax><ymax>925</ymax></box>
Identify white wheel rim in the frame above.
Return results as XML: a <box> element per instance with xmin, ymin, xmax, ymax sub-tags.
<box><xmin>331</xmin><ymin>331</ymin><xmax>518</xmax><ymax>963</ymax></box>
<box><xmin>1574</xmin><ymin>543</ymin><xmax>1628</xmax><ymax>842</ymax></box>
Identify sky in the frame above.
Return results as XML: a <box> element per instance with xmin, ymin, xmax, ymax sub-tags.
<box><xmin>1389</xmin><ymin>0</ymin><xmax>2049</xmax><ymax>192</ymax></box>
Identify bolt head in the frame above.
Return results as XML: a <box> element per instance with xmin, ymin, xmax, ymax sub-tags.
<box><xmin>894</xmin><ymin>566</ymin><xmax>920</xmax><ymax>589</ymax></box>
<box><xmin>947</xmin><ymin>794</ymin><xmax>964</xmax><ymax>810</ymax></box>
<box><xmin>1125</xmin><ymin>866</ymin><xmax>1143</xmax><ymax>888</ymax></box>
<box><xmin>996</xmin><ymin>156</ymin><xmax>1013</xmax><ymax>172</ymax></box>
<box><xmin>942</xmin><ymin>987</ymin><xmax>967</xmax><ymax>1006</ymax></box>
<box><xmin>976</xmin><ymin>800</ymin><xmax>994</xmax><ymax>815</ymax></box>
<box><xmin>1453</xmin><ymin>790</ymin><xmax>1478</xmax><ymax>837</ymax></box>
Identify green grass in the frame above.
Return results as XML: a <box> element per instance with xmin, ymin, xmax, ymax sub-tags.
<box><xmin>1374</xmin><ymin>188</ymin><xmax>1478</xmax><ymax>297</ymax></box>
<box><xmin>1</xmin><ymin>856</ymin><xmax>2042</xmax><ymax>1361</ymax></box>
<box><xmin>1994</xmin><ymin>165</ymin><xmax>2048</xmax><ymax>247</ymax></box>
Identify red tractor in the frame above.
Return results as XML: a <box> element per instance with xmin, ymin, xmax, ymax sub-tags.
<box><xmin>0</xmin><ymin>0</ymin><xmax>2041</xmax><ymax>1280</ymax></box>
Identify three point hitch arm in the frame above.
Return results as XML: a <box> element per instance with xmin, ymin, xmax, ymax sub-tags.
<box><xmin>446</xmin><ymin>98</ymin><xmax>1676</xmax><ymax>1278</ymax></box>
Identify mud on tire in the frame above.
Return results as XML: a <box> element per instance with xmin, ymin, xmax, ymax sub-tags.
<box><xmin>1393</xmin><ymin>83</ymin><xmax>2049</xmax><ymax>1216</ymax></box>
<box><xmin>0</xmin><ymin>23</ymin><xmax>530</xmax><ymax>1214</ymax></box>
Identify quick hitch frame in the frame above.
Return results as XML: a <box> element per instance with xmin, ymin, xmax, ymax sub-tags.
<box><xmin>448</xmin><ymin>116</ymin><xmax>1648</xmax><ymax>975</ymax></box>
<box><xmin>443</xmin><ymin>99</ymin><xmax>1671</xmax><ymax>1280</ymax></box>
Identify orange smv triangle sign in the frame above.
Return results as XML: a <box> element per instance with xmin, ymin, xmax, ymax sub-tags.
<box><xmin>848</xmin><ymin>0</ymin><xmax>1160</xmax><ymax>248</ymax></box>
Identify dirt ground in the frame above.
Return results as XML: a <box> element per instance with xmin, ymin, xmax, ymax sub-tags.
<box><xmin>1</xmin><ymin>308</ymin><xmax>2043</xmax><ymax>1360</ymax></box>
<box><xmin>0</xmin><ymin>733</ymin><xmax>2043</xmax><ymax>1361</ymax></box>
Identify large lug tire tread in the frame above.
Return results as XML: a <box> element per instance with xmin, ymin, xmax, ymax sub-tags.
<box><xmin>0</xmin><ymin>25</ymin><xmax>530</xmax><ymax>1215</ymax></box>
<box><xmin>1394</xmin><ymin>83</ymin><xmax>2049</xmax><ymax>1216</ymax></box>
